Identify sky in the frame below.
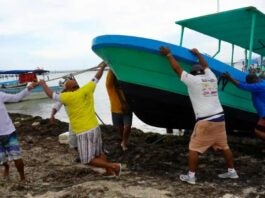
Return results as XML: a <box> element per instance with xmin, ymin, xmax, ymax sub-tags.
<box><xmin>0</xmin><ymin>0</ymin><xmax>265</xmax><ymax>71</ymax></box>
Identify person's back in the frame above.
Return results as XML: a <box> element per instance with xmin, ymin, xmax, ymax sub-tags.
<box><xmin>181</xmin><ymin>67</ymin><xmax>223</xmax><ymax>119</ymax></box>
<box><xmin>106</xmin><ymin>70</ymin><xmax>123</xmax><ymax>113</ymax></box>
<box><xmin>60</xmin><ymin>81</ymin><xmax>99</xmax><ymax>134</ymax></box>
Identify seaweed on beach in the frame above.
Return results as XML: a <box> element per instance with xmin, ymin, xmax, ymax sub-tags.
<box><xmin>1</xmin><ymin>113</ymin><xmax>264</xmax><ymax>198</ymax></box>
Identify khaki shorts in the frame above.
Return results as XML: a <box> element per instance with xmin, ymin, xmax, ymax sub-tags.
<box><xmin>189</xmin><ymin>120</ymin><xmax>229</xmax><ymax>153</ymax></box>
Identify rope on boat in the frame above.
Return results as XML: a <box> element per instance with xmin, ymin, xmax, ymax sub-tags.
<box><xmin>217</xmin><ymin>75</ymin><xmax>229</xmax><ymax>91</ymax></box>
<box><xmin>44</xmin><ymin>67</ymin><xmax>99</xmax><ymax>83</ymax></box>
<box><xmin>96</xmin><ymin>112</ymin><xmax>106</xmax><ymax>126</ymax></box>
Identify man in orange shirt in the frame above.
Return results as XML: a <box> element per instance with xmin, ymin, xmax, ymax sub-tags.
<box><xmin>106</xmin><ymin>70</ymin><xmax>132</xmax><ymax>151</ymax></box>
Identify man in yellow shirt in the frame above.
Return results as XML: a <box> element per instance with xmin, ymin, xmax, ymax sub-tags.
<box><xmin>106</xmin><ymin>70</ymin><xmax>132</xmax><ymax>151</ymax></box>
<box><xmin>39</xmin><ymin>62</ymin><xmax>121</xmax><ymax>177</ymax></box>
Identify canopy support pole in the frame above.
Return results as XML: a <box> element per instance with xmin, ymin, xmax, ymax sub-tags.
<box><xmin>231</xmin><ymin>44</ymin><xmax>234</xmax><ymax>66</ymax></box>
<box><xmin>247</xmin><ymin>12</ymin><xmax>257</xmax><ymax>71</ymax></box>
<box><xmin>179</xmin><ymin>26</ymin><xmax>184</xmax><ymax>46</ymax></box>
<box><xmin>212</xmin><ymin>40</ymin><xmax>221</xmax><ymax>58</ymax></box>
<box><xmin>245</xmin><ymin>49</ymin><xmax>248</xmax><ymax>71</ymax></box>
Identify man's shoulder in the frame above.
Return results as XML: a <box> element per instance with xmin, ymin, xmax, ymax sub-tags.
<box><xmin>78</xmin><ymin>80</ymin><xmax>96</xmax><ymax>93</ymax></box>
<box><xmin>259</xmin><ymin>79</ymin><xmax>265</xmax><ymax>84</ymax></box>
<box><xmin>204</xmin><ymin>67</ymin><xmax>213</xmax><ymax>74</ymax></box>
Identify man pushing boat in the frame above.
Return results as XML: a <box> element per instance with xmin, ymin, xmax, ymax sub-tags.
<box><xmin>222</xmin><ymin>72</ymin><xmax>265</xmax><ymax>153</ymax></box>
<box><xmin>160</xmin><ymin>46</ymin><xmax>238</xmax><ymax>184</ymax></box>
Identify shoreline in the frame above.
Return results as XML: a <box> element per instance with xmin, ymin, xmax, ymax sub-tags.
<box><xmin>1</xmin><ymin>113</ymin><xmax>264</xmax><ymax>198</ymax></box>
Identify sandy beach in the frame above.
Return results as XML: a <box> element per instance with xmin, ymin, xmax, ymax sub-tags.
<box><xmin>0</xmin><ymin>113</ymin><xmax>264</xmax><ymax>198</ymax></box>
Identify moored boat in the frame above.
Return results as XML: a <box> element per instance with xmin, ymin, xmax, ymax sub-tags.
<box><xmin>0</xmin><ymin>69</ymin><xmax>62</xmax><ymax>100</ymax></box>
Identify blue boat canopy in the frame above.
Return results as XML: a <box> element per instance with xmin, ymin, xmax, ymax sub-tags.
<box><xmin>176</xmin><ymin>6</ymin><xmax>265</xmax><ymax>57</ymax></box>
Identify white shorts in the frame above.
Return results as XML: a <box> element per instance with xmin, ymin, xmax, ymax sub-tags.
<box><xmin>76</xmin><ymin>126</ymin><xmax>103</xmax><ymax>164</ymax></box>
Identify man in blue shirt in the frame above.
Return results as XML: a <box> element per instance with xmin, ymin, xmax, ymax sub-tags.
<box><xmin>222</xmin><ymin>73</ymin><xmax>265</xmax><ymax>151</ymax></box>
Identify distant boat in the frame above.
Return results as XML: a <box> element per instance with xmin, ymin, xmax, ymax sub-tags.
<box><xmin>92</xmin><ymin>6</ymin><xmax>265</xmax><ymax>132</ymax></box>
<box><xmin>0</xmin><ymin>69</ymin><xmax>62</xmax><ymax>100</ymax></box>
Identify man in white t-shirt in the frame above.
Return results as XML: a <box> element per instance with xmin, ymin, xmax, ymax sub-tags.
<box><xmin>160</xmin><ymin>46</ymin><xmax>238</xmax><ymax>184</ymax></box>
<box><xmin>50</xmin><ymin>100</ymin><xmax>80</xmax><ymax>162</ymax></box>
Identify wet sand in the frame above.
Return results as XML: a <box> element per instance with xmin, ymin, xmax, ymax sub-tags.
<box><xmin>0</xmin><ymin>113</ymin><xmax>264</xmax><ymax>198</ymax></box>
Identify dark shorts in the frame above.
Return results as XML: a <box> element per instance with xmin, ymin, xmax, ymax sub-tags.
<box><xmin>0</xmin><ymin>131</ymin><xmax>21</xmax><ymax>164</ymax></box>
<box><xmin>112</xmin><ymin>112</ymin><xmax>133</xmax><ymax>127</ymax></box>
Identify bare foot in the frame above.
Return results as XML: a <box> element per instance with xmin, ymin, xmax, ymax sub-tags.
<box><xmin>113</xmin><ymin>163</ymin><xmax>122</xmax><ymax>177</ymax></box>
<box><xmin>104</xmin><ymin>168</ymin><xmax>115</xmax><ymax>176</ymax></box>
<box><xmin>121</xmin><ymin>142</ymin><xmax>128</xmax><ymax>151</ymax></box>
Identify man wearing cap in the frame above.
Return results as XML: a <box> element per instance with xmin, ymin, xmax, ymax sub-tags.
<box><xmin>39</xmin><ymin>62</ymin><xmax>121</xmax><ymax>177</ymax></box>
<box><xmin>160</xmin><ymin>47</ymin><xmax>238</xmax><ymax>184</ymax></box>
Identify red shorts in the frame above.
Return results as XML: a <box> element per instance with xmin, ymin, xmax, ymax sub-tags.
<box><xmin>255</xmin><ymin>118</ymin><xmax>265</xmax><ymax>132</ymax></box>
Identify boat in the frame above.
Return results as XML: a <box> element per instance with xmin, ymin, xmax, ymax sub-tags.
<box><xmin>92</xmin><ymin>6</ymin><xmax>265</xmax><ymax>132</ymax></box>
<box><xmin>0</xmin><ymin>69</ymin><xmax>62</xmax><ymax>100</ymax></box>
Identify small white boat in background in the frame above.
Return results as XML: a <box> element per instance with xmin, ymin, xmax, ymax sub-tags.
<box><xmin>0</xmin><ymin>69</ymin><xmax>62</xmax><ymax>100</ymax></box>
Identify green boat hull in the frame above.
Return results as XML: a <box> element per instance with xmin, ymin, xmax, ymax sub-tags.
<box><xmin>92</xmin><ymin>35</ymin><xmax>258</xmax><ymax>131</ymax></box>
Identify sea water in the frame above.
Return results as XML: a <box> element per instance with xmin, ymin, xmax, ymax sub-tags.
<box><xmin>5</xmin><ymin>71</ymin><xmax>167</xmax><ymax>134</ymax></box>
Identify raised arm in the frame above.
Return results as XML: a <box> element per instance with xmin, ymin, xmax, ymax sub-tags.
<box><xmin>50</xmin><ymin>108</ymin><xmax>58</xmax><ymax>124</ymax></box>
<box><xmin>1</xmin><ymin>82</ymin><xmax>38</xmax><ymax>103</ymax></box>
<box><xmin>160</xmin><ymin>46</ymin><xmax>183</xmax><ymax>78</ymax></box>
<box><xmin>94</xmin><ymin>61</ymin><xmax>107</xmax><ymax>80</ymax></box>
<box><xmin>38</xmin><ymin>80</ymin><xmax>54</xmax><ymax>98</ymax></box>
<box><xmin>50</xmin><ymin>101</ymin><xmax>62</xmax><ymax>124</ymax></box>
<box><xmin>190</xmin><ymin>48</ymin><xmax>208</xmax><ymax>69</ymax></box>
<box><xmin>221</xmin><ymin>73</ymin><xmax>239</xmax><ymax>86</ymax></box>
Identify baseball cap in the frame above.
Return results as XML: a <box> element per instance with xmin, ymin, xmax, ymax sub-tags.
<box><xmin>190</xmin><ymin>64</ymin><xmax>204</xmax><ymax>75</ymax></box>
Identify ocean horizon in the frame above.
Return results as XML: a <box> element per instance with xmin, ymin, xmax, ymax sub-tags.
<box><xmin>5</xmin><ymin>70</ymin><xmax>168</xmax><ymax>134</ymax></box>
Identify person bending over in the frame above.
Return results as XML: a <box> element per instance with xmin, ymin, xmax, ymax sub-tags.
<box><xmin>39</xmin><ymin>62</ymin><xmax>121</xmax><ymax>177</ymax></box>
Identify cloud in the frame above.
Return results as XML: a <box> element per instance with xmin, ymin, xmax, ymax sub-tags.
<box><xmin>0</xmin><ymin>0</ymin><xmax>264</xmax><ymax>70</ymax></box>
